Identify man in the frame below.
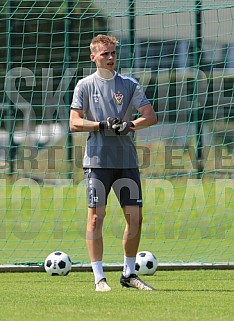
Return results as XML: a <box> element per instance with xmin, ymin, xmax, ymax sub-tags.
<box><xmin>70</xmin><ymin>34</ymin><xmax>157</xmax><ymax>291</ymax></box>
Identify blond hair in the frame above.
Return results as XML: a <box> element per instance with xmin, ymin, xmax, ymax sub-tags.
<box><xmin>90</xmin><ymin>34</ymin><xmax>119</xmax><ymax>53</ymax></box>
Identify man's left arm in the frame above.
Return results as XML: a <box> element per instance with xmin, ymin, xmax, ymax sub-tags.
<box><xmin>131</xmin><ymin>104</ymin><xmax>157</xmax><ymax>130</ymax></box>
<box><xmin>112</xmin><ymin>104</ymin><xmax>157</xmax><ymax>135</ymax></box>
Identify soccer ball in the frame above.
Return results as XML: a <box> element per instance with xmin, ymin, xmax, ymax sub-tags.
<box><xmin>135</xmin><ymin>251</ymin><xmax>158</xmax><ymax>275</ymax></box>
<box><xmin>44</xmin><ymin>251</ymin><xmax>72</xmax><ymax>276</ymax></box>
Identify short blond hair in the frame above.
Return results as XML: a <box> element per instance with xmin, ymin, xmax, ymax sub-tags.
<box><xmin>90</xmin><ymin>34</ymin><xmax>119</xmax><ymax>53</ymax></box>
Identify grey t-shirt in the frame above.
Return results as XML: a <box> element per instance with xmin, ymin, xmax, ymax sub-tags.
<box><xmin>71</xmin><ymin>71</ymin><xmax>150</xmax><ymax>168</ymax></box>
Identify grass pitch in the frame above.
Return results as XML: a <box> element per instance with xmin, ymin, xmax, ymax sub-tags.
<box><xmin>0</xmin><ymin>177</ymin><xmax>233</xmax><ymax>264</ymax></box>
<box><xmin>0</xmin><ymin>270</ymin><xmax>233</xmax><ymax>321</ymax></box>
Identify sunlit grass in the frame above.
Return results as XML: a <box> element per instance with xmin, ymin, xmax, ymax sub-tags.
<box><xmin>0</xmin><ymin>177</ymin><xmax>233</xmax><ymax>264</ymax></box>
<box><xmin>0</xmin><ymin>270</ymin><xmax>233</xmax><ymax>321</ymax></box>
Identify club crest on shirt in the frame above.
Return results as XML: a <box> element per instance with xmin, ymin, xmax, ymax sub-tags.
<box><xmin>114</xmin><ymin>92</ymin><xmax>123</xmax><ymax>105</ymax></box>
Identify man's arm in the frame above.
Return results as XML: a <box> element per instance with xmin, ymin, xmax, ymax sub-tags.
<box><xmin>131</xmin><ymin>104</ymin><xmax>157</xmax><ymax>130</ymax></box>
<box><xmin>69</xmin><ymin>109</ymin><xmax>100</xmax><ymax>132</ymax></box>
<box><xmin>112</xmin><ymin>103</ymin><xmax>157</xmax><ymax>136</ymax></box>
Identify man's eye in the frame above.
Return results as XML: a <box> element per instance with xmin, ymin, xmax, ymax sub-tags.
<box><xmin>102</xmin><ymin>51</ymin><xmax>116</xmax><ymax>56</ymax></box>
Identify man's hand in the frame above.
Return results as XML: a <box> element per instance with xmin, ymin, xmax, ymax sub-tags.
<box><xmin>112</xmin><ymin>121</ymin><xmax>135</xmax><ymax>135</ymax></box>
<box><xmin>99</xmin><ymin>117</ymin><xmax>122</xmax><ymax>130</ymax></box>
<box><xmin>99</xmin><ymin>117</ymin><xmax>135</xmax><ymax>135</ymax></box>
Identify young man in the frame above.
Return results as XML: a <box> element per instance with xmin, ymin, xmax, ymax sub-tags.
<box><xmin>70</xmin><ymin>34</ymin><xmax>157</xmax><ymax>291</ymax></box>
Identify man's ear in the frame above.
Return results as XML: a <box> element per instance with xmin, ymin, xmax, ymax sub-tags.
<box><xmin>90</xmin><ymin>53</ymin><xmax>95</xmax><ymax>62</ymax></box>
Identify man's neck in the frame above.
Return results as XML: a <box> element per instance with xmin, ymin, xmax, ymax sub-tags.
<box><xmin>96</xmin><ymin>68</ymin><xmax>115</xmax><ymax>79</ymax></box>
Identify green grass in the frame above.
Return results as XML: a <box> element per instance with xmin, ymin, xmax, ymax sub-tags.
<box><xmin>0</xmin><ymin>270</ymin><xmax>233</xmax><ymax>321</ymax></box>
<box><xmin>0</xmin><ymin>177</ymin><xmax>233</xmax><ymax>264</ymax></box>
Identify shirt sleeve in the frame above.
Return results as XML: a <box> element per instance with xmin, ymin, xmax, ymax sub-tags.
<box><xmin>71</xmin><ymin>81</ymin><xmax>84</xmax><ymax>110</ymax></box>
<box><xmin>131</xmin><ymin>82</ymin><xmax>150</xmax><ymax>111</ymax></box>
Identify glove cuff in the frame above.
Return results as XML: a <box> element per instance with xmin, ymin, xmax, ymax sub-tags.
<box><xmin>99</xmin><ymin>121</ymin><xmax>105</xmax><ymax>130</ymax></box>
<box><xmin>128</xmin><ymin>122</ymin><xmax>135</xmax><ymax>128</ymax></box>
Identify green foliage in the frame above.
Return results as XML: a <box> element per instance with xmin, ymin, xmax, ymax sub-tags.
<box><xmin>0</xmin><ymin>0</ymin><xmax>109</xmax><ymax>116</ymax></box>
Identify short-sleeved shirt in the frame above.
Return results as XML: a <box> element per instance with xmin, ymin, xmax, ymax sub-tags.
<box><xmin>71</xmin><ymin>71</ymin><xmax>150</xmax><ymax>168</ymax></box>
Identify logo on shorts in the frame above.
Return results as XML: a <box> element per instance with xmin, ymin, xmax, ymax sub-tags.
<box><xmin>92</xmin><ymin>196</ymin><xmax>99</xmax><ymax>203</ymax></box>
<box><xmin>114</xmin><ymin>92</ymin><xmax>123</xmax><ymax>105</ymax></box>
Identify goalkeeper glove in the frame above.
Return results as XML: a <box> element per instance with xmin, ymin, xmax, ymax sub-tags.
<box><xmin>99</xmin><ymin>117</ymin><xmax>122</xmax><ymax>131</ymax></box>
<box><xmin>112</xmin><ymin>121</ymin><xmax>135</xmax><ymax>135</ymax></box>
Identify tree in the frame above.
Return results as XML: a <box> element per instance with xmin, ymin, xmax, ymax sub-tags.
<box><xmin>0</xmin><ymin>0</ymin><xmax>109</xmax><ymax>121</ymax></box>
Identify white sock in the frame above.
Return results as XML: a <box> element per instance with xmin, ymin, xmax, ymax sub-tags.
<box><xmin>91</xmin><ymin>261</ymin><xmax>106</xmax><ymax>284</ymax></box>
<box><xmin>123</xmin><ymin>256</ymin><xmax>136</xmax><ymax>277</ymax></box>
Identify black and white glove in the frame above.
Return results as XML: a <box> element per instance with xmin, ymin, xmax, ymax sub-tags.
<box><xmin>112</xmin><ymin>121</ymin><xmax>135</xmax><ymax>135</ymax></box>
<box><xmin>99</xmin><ymin>117</ymin><xmax>122</xmax><ymax>131</ymax></box>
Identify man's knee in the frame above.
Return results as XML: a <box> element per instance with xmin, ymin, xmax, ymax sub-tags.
<box><xmin>88</xmin><ymin>208</ymin><xmax>106</xmax><ymax>231</ymax></box>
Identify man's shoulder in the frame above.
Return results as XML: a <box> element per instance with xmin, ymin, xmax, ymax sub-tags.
<box><xmin>77</xmin><ymin>73</ymin><xmax>96</xmax><ymax>86</ymax></box>
<box><xmin>115</xmin><ymin>72</ymin><xmax>139</xmax><ymax>85</ymax></box>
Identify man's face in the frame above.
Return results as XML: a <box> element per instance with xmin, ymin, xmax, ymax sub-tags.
<box><xmin>90</xmin><ymin>43</ymin><xmax>117</xmax><ymax>74</ymax></box>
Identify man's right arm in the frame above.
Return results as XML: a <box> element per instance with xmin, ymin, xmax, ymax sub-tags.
<box><xmin>70</xmin><ymin>109</ymin><xmax>123</xmax><ymax>133</ymax></box>
<box><xmin>69</xmin><ymin>109</ymin><xmax>100</xmax><ymax>132</ymax></box>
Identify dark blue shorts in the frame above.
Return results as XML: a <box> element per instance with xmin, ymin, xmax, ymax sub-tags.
<box><xmin>84</xmin><ymin>168</ymin><xmax>143</xmax><ymax>208</ymax></box>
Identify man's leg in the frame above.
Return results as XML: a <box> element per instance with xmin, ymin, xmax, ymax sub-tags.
<box><xmin>84</xmin><ymin>168</ymin><xmax>112</xmax><ymax>291</ymax></box>
<box><xmin>86</xmin><ymin>206</ymin><xmax>106</xmax><ymax>262</ymax></box>
<box><xmin>122</xmin><ymin>205</ymin><xmax>142</xmax><ymax>258</ymax></box>
<box><xmin>122</xmin><ymin>205</ymin><xmax>142</xmax><ymax>276</ymax></box>
<box><xmin>86</xmin><ymin>206</ymin><xmax>111</xmax><ymax>291</ymax></box>
<box><xmin>120</xmin><ymin>205</ymin><xmax>155</xmax><ymax>290</ymax></box>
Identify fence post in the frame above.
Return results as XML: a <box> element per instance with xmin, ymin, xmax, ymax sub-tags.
<box><xmin>6</xmin><ymin>0</ymin><xmax>15</xmax><ymax>175</ymax></box>
<box><xmin>194</xmin><ymin>0</ymin><xmax>203</xmax><ymax>177</ymax></box>
<box><xmin>128</xmin><ymin>0</ymin><xmax>135</xmax><ymax>68</ymax></box>
<box><xmin>65</xmin><ymin>0</ymin><xmax>73</xmax><ymax>180</ymax></box>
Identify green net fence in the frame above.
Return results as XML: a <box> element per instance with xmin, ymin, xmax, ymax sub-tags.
<box><xmin>0</xmin><ymin>0</ymin><xmax>233</xmax><ymax>266</ymax></box>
